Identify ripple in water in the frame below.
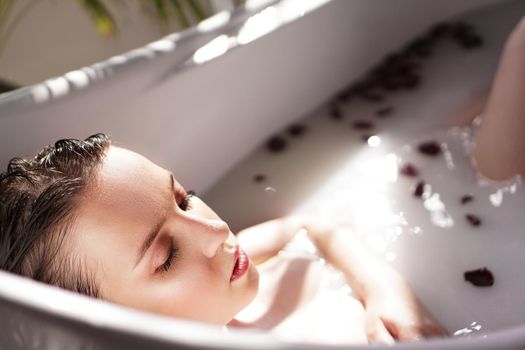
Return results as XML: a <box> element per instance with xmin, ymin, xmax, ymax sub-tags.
<box><xmin>264</xmin><ymin>186</ymin><xmax>277</xmax><ymax>193</ymax></box>
<box><xmin>453</xmin><ymin>321</ymin><xmax>483</xmax><ymax>337</ymax></box>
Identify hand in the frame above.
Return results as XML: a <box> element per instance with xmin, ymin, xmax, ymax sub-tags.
<box><xmin>363</xmin><ymin>274</ymin><xmax>449</xmax><ymax>344</ymax></box>
<box><xmin>295</xmin><ymin>217</ymin><xmax>448</xmax><ymax>343</ymax></box>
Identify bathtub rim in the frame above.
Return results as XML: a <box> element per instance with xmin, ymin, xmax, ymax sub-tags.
<box><xmin>0</xmin><ymin>269</ymin><xmax>524</xmax><ymax>349</ymax></box>
<box><xmin>0</xmin><ymin>0</ymin><xmax>523</xmax><ymax>348</ymax></box>
<box><xmin>0</xmin><ymin>0</ymin><xmax>290</xmax><ymax>112</ymax></box>
<box><xmin>0</xmin><ymin>269</ymin><xmax>276</xmax><ymax>349</ymax></box>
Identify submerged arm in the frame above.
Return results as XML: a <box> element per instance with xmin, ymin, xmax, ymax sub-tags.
<box><xmin>237</xmin><ymin>216</ymin><xmax>448</xmax><ymax>342</ymax></box>
<box><xmin>303</xmin><ymin>220</ymin><xmax>448</xmax><ymax>343</ymax></box>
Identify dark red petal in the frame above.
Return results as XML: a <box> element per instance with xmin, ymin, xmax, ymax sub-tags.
<box><xmin>461</xmin><ymin>195</ymin><xmax>474</xmax><ymax>204</ymax></box>
<box><xmin>413</xmin><ymin>180</ymin><xmax>425</xmax><ymax>198</ymax></box>
<box><xmin>418</xmin><ymin>141</ymin><xmax>442</xmax><ymax>156</ymax></box>
<box><xmin>464</xmin><ymin>267</ymin><xmax>494</xmax><ymax>287</ymax></box>
<box><xmin>287</xmin><ymin>123</ymin><xmax>307</xmax><ymax>137</ymax></box>
<box><xmin>352</xmin><ymin>120</ymin><xmax>374</xmax><ymax>130</ymax></box>
<box><xmin>266</xmin><ymin>136</ymin><xmax>287</xmax><ymax>153</ymax></box>
<box><xmin>329</xmin><ymin>105</ymin><xmax>343</xmax><ymax>120</ymax></box>
<box><xmin>465</xmin><ymin>214</ymin><xmax>481</xmax><ymax>227</ymax></box>
<box><xmin>253</xmin><ymin>174</ymin><xmax>266</xmax><ymax>183</ymax></box>
<box><xmin>375</xmin><ymin>107</ymin><xmax>395</xmax><ymax>118</ymax></box>
<box><xmin>400</xmin><ymin>163</ymin><xmax>419</xmax><ymax>177</ymax></box>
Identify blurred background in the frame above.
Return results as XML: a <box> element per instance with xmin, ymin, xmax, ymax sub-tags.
<box><xmin>0</xmin><ymin>0</ymin><xmax>245</xmax><ymax>92</ymax></box>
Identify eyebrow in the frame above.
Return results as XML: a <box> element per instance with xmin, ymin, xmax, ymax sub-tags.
<box><xmin>134</xmin><ymin>173</ymin><xmax>175</xmax><ymax>268</ymax></box>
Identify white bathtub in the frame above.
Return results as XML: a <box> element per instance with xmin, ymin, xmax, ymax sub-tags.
<box><xmin>0</xmin><ymin>0</ymin><xmax>524</xmax><ymax>349</ymax></box>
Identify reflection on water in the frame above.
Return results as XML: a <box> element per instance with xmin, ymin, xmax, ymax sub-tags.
<box><xmin>264</xmin><ymin>186</ymin><xmax>277</xmax><ymax>193</ymax></box>
<box><xmin>489</xmin><ymin>181</ymin><xmax>521</xmax><ymax>208</ymax></box>
<box><xmin>453</xmin><ymin>321</ymin><xmax>483</xmax><ymax>337</ymax></box>
<box><xmin>366</xmin><ymin>135</ymin><xmax>381</xmax><ymax>148</ymax></box>
<box><xmin>424</xmin><ymin>192</ymin><xmax>454</xmax><ymax>228</ymax></box>
<box><xmin>204</xmin><ymin>3</ymin><xmax>525</xmax><ymax>333</ymax></box>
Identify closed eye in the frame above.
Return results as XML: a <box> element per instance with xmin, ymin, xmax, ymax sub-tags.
<box><xmin>178</xmin><ymin>190</ymin><xmax>195</xmax><ymax>211</ymax></box>
<box><xmin>157</xmin><ymin>241</ymin><xmax>178</xmax><ymax>273</ymax></box>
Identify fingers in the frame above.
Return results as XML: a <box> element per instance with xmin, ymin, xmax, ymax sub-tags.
<box><xmin>397</xmin><ymin>327</ymin><xmax>423</xmax><ymax>342</ymax></box>
<box><xmin>380</xmin><ymin>317</ymin><xmax>422</xmax><ymax>342</ymax></box>
<box><xmin>403</xmin><ymin>323</ymin><xmax>448</xmax><ymax>341</ymax></box>
<box><xmin>365</xmin><ymin>314</ymin><xmax>395</xmax><ymax>345</ymax></box>
<box><xmin>380</xmin><ymin>317</ymin><xmax>449</xmax><ymax>343</ymax></box>
<box><xmin>422</xmin><ymin>322</ymin><xmax>449</xmax><ymax>338</ymax></box>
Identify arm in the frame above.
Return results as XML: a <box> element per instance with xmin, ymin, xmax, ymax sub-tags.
<box><xmin>303</xmin><ymin>220</ymin><xmax>448</xmax><ymax>343</ymax></box>
<box><xmin>474</xmin><ymin>17</ymin><xmax>525</xmax><ymax>180</ymax></box>
<box><xmin>237</xmin><ymin>216</ymin><xmax>447</xmax><ymax>342</ymax></box>
<box><xmin>236</xmin><ymin>216</ymin><xmax>303</xmax><ymax>265</ymax></box>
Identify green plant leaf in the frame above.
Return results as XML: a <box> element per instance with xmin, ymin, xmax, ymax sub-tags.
<box><xmin>169</xmin><ymin>0</ymin><xmax>190</xmax><ymax>28</ymax></box>
<box><xmin>0</xmin><ymin>0</ymin><xmax>14</xmax><ymax>44</ymax></box>
<box><xmin>187</xmin><ymin>0</ymin><xmax>206</xmax><ymax>21</ymax></box>
<box><xmin>77</xmin><ymin>0</ymin><xmax>117</xmax><ymax>36</ymax></box>
<box><xmin>153</xmin><ymin>0</ymin><xmax>169</xmax><ymax>32</ymax></box>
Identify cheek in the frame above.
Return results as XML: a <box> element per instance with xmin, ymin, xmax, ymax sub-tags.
<box><xmin>153</xmin><ymin>269</ymin><xmax>229</xmax><ymax>319</ymax></box>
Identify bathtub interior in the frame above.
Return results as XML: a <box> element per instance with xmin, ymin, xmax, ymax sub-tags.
<box><xmin>204</xmin><ymin>0</ymin><xmax>525</xmax><ymax>342</ymax></box>
<box><xmin>0</xmin><ymin>0</ymin><xmax>505</xmax><ymax>194</ymax></box>
<box><xmin>1</xmin><ymin>0</ymin><xmax>525</xmax><ymax>349</ymax></box>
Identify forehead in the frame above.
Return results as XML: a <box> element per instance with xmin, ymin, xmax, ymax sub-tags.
<box><xmin>99</xmin><ymin>146</ymin><xmax>165</xmax><ymax>189</ymax></box>
<box><xmin>84</xmin><ymin>146</ymin><xmax>173</xmax><ymax>221</ymax></box>
<box><xmin>71</xmin><ymin>146</ymin><xmax>172</xmax><ymax>287</ymax></box>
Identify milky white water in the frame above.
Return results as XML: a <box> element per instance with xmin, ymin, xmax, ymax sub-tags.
<box><xmin>204</xmin><ymin>0</ymin><xmax>525</xmax><ymax>338</ymax></box>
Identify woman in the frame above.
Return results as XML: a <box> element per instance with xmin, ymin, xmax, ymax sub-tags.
<box><xmin>0</xmin><ymin>136</ymin><xmax>447</xmax><ymax>345</ymax></box>
<box><xmin>1</xmin><ymin>15</ymin><xmax>524</xmax><ymax>346</ymax></box>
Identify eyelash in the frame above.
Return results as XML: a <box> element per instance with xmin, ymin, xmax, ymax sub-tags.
<box><xmin>178</xmin><ymin>190</ymin><xmax>195</xmax><ymax>211</ymax></box>
<box><xmin>157</xmin><ymin>242</ymin><xmax>178</xmax><ymax>273</ymax></box>
<box><xmin>157</xmin><ymin>190</ymin><xmax>195</xmax><ymax>273</ymax></box>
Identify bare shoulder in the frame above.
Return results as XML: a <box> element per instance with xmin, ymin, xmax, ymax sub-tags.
<box><xmin>235</xmin><ymin>254</ymin><xmax>367</xmax><ymax>344</ymax></box>
<box><xmin>252</xmin><ymin>254</ymin><xmax>325</xmax><ymax>313</ymax></box>
<box><xmin>256</xmin><ymin>255</ymin><xmax>368</xmax><ymax>344</ymax></box>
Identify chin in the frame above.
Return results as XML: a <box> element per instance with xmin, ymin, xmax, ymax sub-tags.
<box><xmin>246</xmin><ymin>264</ymin><xmax>260</xmax><ymax>301</ymax></box>
<box><xmin>238</xmin><ymin>264</ymin><xmax>260</xmax><ymax>310</ymax></box>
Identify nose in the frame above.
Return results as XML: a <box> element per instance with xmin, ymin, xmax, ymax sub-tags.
<box><xmin>191</xmin><ymin>217</ymin><xmax>231</xmax><ymax>258</ymax></box>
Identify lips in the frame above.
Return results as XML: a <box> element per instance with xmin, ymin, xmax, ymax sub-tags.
<box><xmin>230</xmin><ymin>247</ymin><xmax>249</xmax><ymax>282</ymax></box>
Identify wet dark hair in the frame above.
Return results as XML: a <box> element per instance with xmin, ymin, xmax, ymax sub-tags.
<box><xmin>0</xmin><ymin>133</ymin><xmax>110</xmax><ymax>298</ymax></box>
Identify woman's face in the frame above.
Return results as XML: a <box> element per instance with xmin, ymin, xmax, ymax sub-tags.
<box><xmin>71</xmin><ymin>146</ymin><xmax>259</xmax><ymax>325</ymax></box>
